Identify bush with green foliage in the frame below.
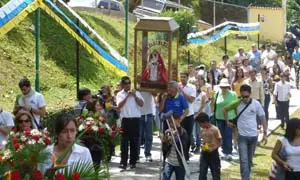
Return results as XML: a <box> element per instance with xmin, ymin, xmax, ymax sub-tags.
<box><xmin>160</xmin><ymin>10</ymin><xmax>196</xmax><ymax>44</ymax></box>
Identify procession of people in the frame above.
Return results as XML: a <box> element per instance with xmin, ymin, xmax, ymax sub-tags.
<box><xmin>0</xmin><ymin>42</ymin><xmax>299</xmax><ymax>180</ymax></box>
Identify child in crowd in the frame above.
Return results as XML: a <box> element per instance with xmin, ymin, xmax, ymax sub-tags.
<box><xmin>162</xmin><ymin>114</ymin><xmax>188</xmax><ymax>180</ymax></box>
<box><xmin>196</xmin><ymin>112</ymin><xmax>222</xmax><ymax>180</ymax></box>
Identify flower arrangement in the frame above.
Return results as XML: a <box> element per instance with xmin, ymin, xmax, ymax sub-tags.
<box><xmin>77</xmin><ymin>111</ymin><xmax>122</xmax><ymax>178</ymax></box>
<box><xmin>77</xmin><ymin>114</ymin><xmax>122</xmax><ymax>140</ymax></box>
<box><xmin>0</xmin><ymin>128</ymin><xmax>52</xmax><ymax>179</ymax></box>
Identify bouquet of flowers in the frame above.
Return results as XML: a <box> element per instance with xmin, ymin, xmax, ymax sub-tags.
<box><xmin>0</xmin><ymin>128</ymin><xmax>52</xmax><ymax>179</ymax></box>
<box><xmin>77</xmin><ymin>111</ymin><xmax>122</xmax><ymax>143</ymax></box>
<box><xmin>77</xmin><ymin>111</ymin><xmax>122</xmax><ymax>176</ymax></box>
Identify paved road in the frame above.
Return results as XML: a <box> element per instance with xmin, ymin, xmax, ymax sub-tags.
<box><xmin>109</xmin><ymin>75</ymin><xmax>300</xmax><ymax>180</ymax></box>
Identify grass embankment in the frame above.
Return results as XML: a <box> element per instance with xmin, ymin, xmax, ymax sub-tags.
<box><xmin>221</xmin><ymin>110</ymin><xmax>300</xmax><ymax>179</ymax></box>
<box><xmin>0</xmin><ymin>1</ymin><xmax>255</xmax><ymax>112</ymax></box>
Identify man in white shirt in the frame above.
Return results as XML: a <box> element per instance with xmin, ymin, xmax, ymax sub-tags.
<box><xmin>262</xmin><ymin>44</ymin><xmax>277</xmax><ymax>69</ymax></box>
<box><xmin>224</xmin><ymin>84</ymin><xmax>267</xmax><ymax>180</ymax></box>
<box><xmin>117</xmin><ymin>76</ymin><xmax>144</xmax><ymax>169</ymax></box>
<box><xmin>273</xmin><ymin>73</ymin><xmax>291</xmax><ymax>129</ymax></box>
<box><xmin>13</xmin><ymin>77</ymin><xmax>46</xmax><ymax>129</ymax></box>
<box><xmin>233</xmin><ymin>47</ymin><xmax>247</xmax><ymax>68</ymax></box>
<box><xmin>138</xmin><ymin>91</ymin><xmax>155</xmax><ymax>162</ymax></box>
<box><xmin>0</xmin><ymin>108</ymin><xmax>14</xmax><ymax>149</ymax></box>
<box><xmin>179</xmin><ymin>71</ymin><xmax>196</xmax><ymax>160</ymax></box>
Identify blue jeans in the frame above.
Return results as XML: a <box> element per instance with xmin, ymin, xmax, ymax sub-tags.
<box><xmin>138</xmin><ymin>114</ymin><xmax>153</xmax><ymax>157</ymax></box>
<box><xmin>216</xmin><ymin>120</ymin><xmax>233</xmax><ymax>155</ymax></box>
<box><xmin>163</xmin><ymin>162</ymin><xmax>185</xmax><ymax>180</ymax></box>
<box><xmin>238</xmin><ymin>135</ymin><xmax>258</xmax><ymax>180</ymax></box>
<box><xmin>264</xmin><ymin>94</ymin><xmax>271</xmax><ymax>121</ymax></box>
<box><xmin>193</xmin><ymin>121</ymin><xmax>201</xmax><ymax>147</ymax></box>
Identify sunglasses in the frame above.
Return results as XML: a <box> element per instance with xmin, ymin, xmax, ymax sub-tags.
<box><xmin>18</xmin><ymin>119</ymin><xmax>30</xmax><ymax>123</ymax></box>
<box><xmin>241</xmin><ymin>95</ymin><xmax>250</xmax><ymax>99</ymax></box>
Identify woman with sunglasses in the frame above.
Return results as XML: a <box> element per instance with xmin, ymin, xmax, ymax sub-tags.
<box><xmin>15</xmin><ymin>111</ymin><xmax>34</xmax><ymax>132</ymax></box>
<box><xmin>272</xmin><ymin>119</ymin><xmax>300</xmax><ymax>180</ymax></box>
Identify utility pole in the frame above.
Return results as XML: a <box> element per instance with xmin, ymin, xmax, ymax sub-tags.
<box><xmin>35</xmin><ymin>9</ymin><xmax>40</xmax><ymax>92</ymax></box>
<box><xmin>213</xmin><ymin>0</ymin><xmax>216</xmax><ymax>29</ymax></box>
<box><xmin>282</xmin><ymin>0</ymin><xmax>287</xmax><ymax>34</ymax></box>
<box><xmin>125</xmin><ymin>0</ymin><xmax>129</xmax><ymax>59</ymax></box>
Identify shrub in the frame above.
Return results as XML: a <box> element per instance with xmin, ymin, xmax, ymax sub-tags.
<box><xmin>161</xmin><ymin>10</ymin><xmax>196</xmax><ymax>44</ymax></box>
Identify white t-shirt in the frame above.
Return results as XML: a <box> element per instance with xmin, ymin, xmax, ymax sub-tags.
<box><xmin>116</xmin><ymin>89</ymin><xmax>144</xmax><ymax>118</ymax></box>
<box><xmin>0</xmin><ymin>111</ymin><xmax>14</xmax><ymax>148</ymax></box>
<box><xmin>140</xmin><ymin>91</ymin><xmax>155</xmax><ymax>116</ymax></box>
<box><xmin>237</xmin><ymin>99</ymin><xmax>265</xmax><ymax>137</ymax></box>
<box><xmin>18</xmin><ymin>92</ymin><xmax>46</xmax><ymax>128</ymax></box>
<box><xmin>180</xmin><ymin>83</ymin><xmax>196</xmax><ymax>116</ymax></box>
<box><xmin>38</xmin><ymin>144</ymin><xmax>93</xmax><ymax>175</ymax></box>
<box><xmin>193</xmin><ymin>91</ymin><xmax>206</xmax><ymax>113</ymax></box>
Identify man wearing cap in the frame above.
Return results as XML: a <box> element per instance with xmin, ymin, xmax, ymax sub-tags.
<box><xmin>248</xmin><ymin>44</ymin><xmax>262</xmax><ymax>72</ymax></box>
<box><xmin>223</xmin><ymin>84</ymin><xmax>268</xmax><ymax>180</ymax></box>
<box><xmin>117</xmin><ymin>76</ymin><xmax>144</xmax><ymax>169</ymax></box>
<box><xmin>212</xmin><ymin>78</ymin><xmax>238</xmax><ymax>161</ymax></box>
<box><xmin>74</xmin><ymin>87</ymin><xmax>93</xmax><ymax>116</ymax></box>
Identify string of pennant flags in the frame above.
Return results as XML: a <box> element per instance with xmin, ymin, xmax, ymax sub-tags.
<box><xmin>0</xmin><ymin>0</ymin><xmax>128</xmax><ymax>76</ymax></box>
<box><xmin>187</xmin><ymin>21</ymin><xmax>260</xmax><ymax>45</ymax></box>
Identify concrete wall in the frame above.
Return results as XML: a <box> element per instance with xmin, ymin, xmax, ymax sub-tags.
<box><xmin>73</xmin><ymin>7</ymin><xmax>138</xmax><ymax>22</ymax></box>
<box><xmin>248</xmin><ymin>6</ymin><xmax>285</xmax><ymax>42</ymax></box>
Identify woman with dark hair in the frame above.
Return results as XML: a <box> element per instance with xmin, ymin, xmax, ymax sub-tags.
<box><xmin>232</xmin><ymin>68</ymin><xmax>245</xmax><ymax>98</ymax></box>
<box><xmin>39</xmin><ymin>113</ymin><xmax>93</xmax><ymax>174</ymax></box>
<box><xmin>15</xmin><ymin>111</ymin><xmax>34</xmax><ymax>132</ymax></box>
<box><xmin>272</xmin><ymin>119</ymin><xmax>300</xmax><ymax>180</ymax></box>
<box><xmin>85</xmin><ymin>98</ymin><xmax>115</xmax><ymax>164</ymax></box>
<box><xmin>241</xmin><ymin>57</ymin><xmax>252</xmax><ymax>78</ymax></box>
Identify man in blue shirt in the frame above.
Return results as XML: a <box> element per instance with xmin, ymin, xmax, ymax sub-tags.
<box><xmin>248</xmin><ymin>44</ymin><xmax>262</xmax><ymax>72</ymax></box>
<box><xmin>159</xmin><ymin>81</ymin><xmax>189</xmax><ymax>132</ymax></box>
<box><xmin>292</xmin><ymin>44</ymin><xmax>300</xmax><ymax>62</ymax></box>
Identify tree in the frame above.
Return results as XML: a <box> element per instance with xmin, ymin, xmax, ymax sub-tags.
<box><xmin>287</xmin><ymin>0</ymin><xmax>300</xmax><ymax>25</ymax></box>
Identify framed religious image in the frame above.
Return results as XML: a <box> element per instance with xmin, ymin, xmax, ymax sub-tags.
<box><xmin>134</xmin><ymin>17</ymin><xmax>179</xmax><ymax>93</ymax></box>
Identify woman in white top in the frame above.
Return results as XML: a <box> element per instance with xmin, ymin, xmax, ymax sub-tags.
<box><xmin>39</xmin><ymin>113</ymin><xmax>93</xmax><ymax>175</ymax></box>
<box><xmin>272</xmin><ymin>119</ymin><xmax>300</xmax><ymax>180</ymax></box>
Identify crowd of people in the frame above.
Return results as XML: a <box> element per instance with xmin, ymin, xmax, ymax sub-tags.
<box><xmin>0</xmin><ymin>42</ymin><xmax>299</xmax><ymax>180</ymax></box>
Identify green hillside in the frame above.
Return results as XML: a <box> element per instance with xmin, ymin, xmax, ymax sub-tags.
<box><xmin>0</xmin><ymin>8</ymin><xmax>135</xmax><ymax>112</ymax></box>
<box><xmin>0</xmin><ymin>2</ymin><xmax>256</xmax><ymax>112</ymax></box>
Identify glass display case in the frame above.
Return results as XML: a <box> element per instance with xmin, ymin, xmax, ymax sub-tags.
<box><xmin>134</xmin><ymin>17</ymin><xmax>179</xmax><ymax>93</ymax></box>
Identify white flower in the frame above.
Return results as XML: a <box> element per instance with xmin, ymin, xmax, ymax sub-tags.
<box><xmin>78</xmin><ymin>124</ymin><xmax>85</xmax><ymax>131</ymax></box>
<box><xmin>31</xmin><ymin>129</ymin><xmax>41</xmax><ymax>136</ymax></box>
<box><xmin>38</xmin><ymin>138</ymin><xmax>44</xmax><ymax>144</ymax></box>
<box><xmin>9</xmin><ymin>131</ymin><xmax>15</xmax><ymax>135</ymax></box>
<box><xmin>86</xmin><ymin>117</ymin><xmax>94</xmax><ymax>122</ymax></box>
<box><xmin>28</xmin><ymin>140</ymin><xmax>36</xmax><ymax>145</ymax></box>
<box><xmin>20</xmin><ymin>135</ymin><xmax>27</xmax><ymax>142</ymax></box>
<box><xmin>3</xmin><ymin>150</ymin><xmax>12</xmax><ymax>159</ymax></box>
<box><xmin>92</xmin><ymin>125</ymin><xmax>98</xmax><ymax>131</ymax></box>
<box><xmin>2</xmin><ymin>140</ymin><xmax>7</xmax><ymax>146</ymax></box>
